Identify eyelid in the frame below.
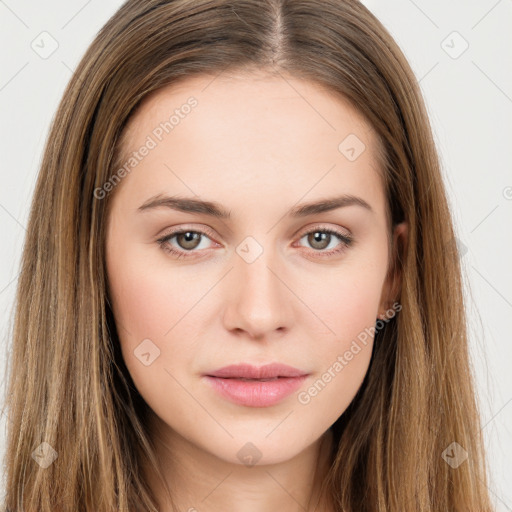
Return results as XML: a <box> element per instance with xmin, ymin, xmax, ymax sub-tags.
<box><xmin>156</xmin><ymin>223</ymin><xmax>218</xmax><ymax>242</ymax></box>
<box><xmin>294</xmin><ymin>224</ymin><xmax>353</xmax><ymax>255</ymax></box>
<box><xmin>156</xmin><ymin>223</ymin><xmax>353</xmax><ymax>259</ymax></box>
<box><xmin>298</xmin><ymin>223</ymin><xmax>351</xmax><ymax>239</ymax></box>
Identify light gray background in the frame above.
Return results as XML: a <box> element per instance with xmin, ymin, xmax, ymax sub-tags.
<box><xmin>0</xmin><ymin>0</ymin><xmax>511</xmax><ymax>508</ymax></box>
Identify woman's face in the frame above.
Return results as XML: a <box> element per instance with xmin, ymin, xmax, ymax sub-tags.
<box><xmin>105</xmin><ymin>71</ymin><xmax>404</xmax><ymax>466</ymax></box>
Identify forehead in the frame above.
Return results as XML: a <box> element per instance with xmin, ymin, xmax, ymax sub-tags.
<box><xmin>120</xmin><ymin>69</ymin><xmax>381</xmax><ymax>162</ymax></box>
<box><xmin>112</xmin><ymin>71</ymin><xmax>387</xmax><ymax>220</ymax></box>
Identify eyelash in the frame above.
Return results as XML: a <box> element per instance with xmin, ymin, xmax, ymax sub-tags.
<box><xmin>156</xmin><ymin>225</ymin><xmax>353</xmax><ymax>260</ymax></box>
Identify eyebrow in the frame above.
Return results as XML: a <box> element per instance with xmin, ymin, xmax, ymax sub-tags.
<box><xmin>137</xmin><ymin>193</ymin><xmax>373</xmax><ymax>218</ymax></box>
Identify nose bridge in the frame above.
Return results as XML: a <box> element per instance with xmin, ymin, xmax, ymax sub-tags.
<box><xmin>223</xmin><ymin>236</ymin><xmax>291</xmax><ymax>336</ymax></box>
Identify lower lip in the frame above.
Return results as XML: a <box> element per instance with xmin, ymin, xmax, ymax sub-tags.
<box><xmin>203</xmin><ymin>375</ymin><xmax>308</xmax><ymax>407</ymax></box>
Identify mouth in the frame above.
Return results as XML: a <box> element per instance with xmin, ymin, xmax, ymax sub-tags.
<box><xmin>205</xmin><ymin>362</ymin><xmax>308</xmax><ymax>380</ymax></box>
<box><xmin>202</xmin><ymin>363</ymin><xmax>309</xmax><ymax>407</ymax></box>
<box><xmin>223</xmin><ymin>377</ymin><xmax>281</xmax><ymax>381</ymax></box>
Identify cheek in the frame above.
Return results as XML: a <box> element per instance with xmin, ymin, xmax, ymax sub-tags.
<box><xmin>106</xmin><ymin>259</ymin><xmax>204</xmax><ymax>421</ymax></box>
<box><xmin>106</xmin><ymin>227</ymin><xmax>206</xmax><ymax>341</ymax></box>
<box><xmin>296</xmin><ymin>283</ymin><xmax>378</xmax><ymax>427</ymax></box>
<box><xmin>108</xmin><ymin>263</ymin><xmax>189</xmax><ymax>338</ymax></box>
<box><xmin>295</xmin><ymin>256</ymin><xmax>386</xmax><ymax>421</ymax></box>
<box><xmin>105</xmin><ymin>234</ymin><xmax>191</xmax><ymax>380</ymax></box>
<box><xmin>302</xmin><ymin>255</ymin><xmax>386</xmax><ymax>343</ymax></box>
<box><xmin>298</xmin><ymin>345</ymin><xmax>373</xmax><ymax>432</ymax></box>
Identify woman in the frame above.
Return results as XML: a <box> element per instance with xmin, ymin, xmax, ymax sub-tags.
<box><xmin>1</xmin><ymin>0</ymin><xmax>493</xmax><ymax>510</ymax></box>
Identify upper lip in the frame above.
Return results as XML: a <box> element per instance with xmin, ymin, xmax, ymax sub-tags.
<box><xmin>205</xmin><ymin>363</ymin><xmax>308</xmax><ymax>379</ymax></box>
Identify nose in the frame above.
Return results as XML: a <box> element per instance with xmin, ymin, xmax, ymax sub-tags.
<box><xmin>221</xmin><ymin>245</ymin><xmax>293</xmax><ymax>340</ymax></box>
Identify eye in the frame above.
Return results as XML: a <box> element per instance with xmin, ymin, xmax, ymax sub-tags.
<box><xmin>296</xmin><ymin>226</ymin><xmax>353</xmax><ymax>257</ymax></box>
<box><xmin>157</xmin><ymin>225</ymin><xmax>353</xmax><ymax>260</ymax></box>
<box><xmin>157</xmin><ymin>226</ymin><xmax>218</xmax><ymax>260</ymax></box>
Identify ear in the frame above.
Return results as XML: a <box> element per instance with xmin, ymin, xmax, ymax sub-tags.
<box><xmin>377</xmin><ymin>221</ymin><xmax>408</xmax><ymax>319</ymax></box>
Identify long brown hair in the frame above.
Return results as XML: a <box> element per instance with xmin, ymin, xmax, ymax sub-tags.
<box><xmin>1</xmin><ymin>0</ymin><xmax>493</xmax><ymax>510</ymax></box>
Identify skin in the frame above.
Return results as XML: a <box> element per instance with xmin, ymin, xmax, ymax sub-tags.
<box><xmin>105</xmin><ymin>70</ymin><xmax>407</xmax><ymax>512</ymax></box>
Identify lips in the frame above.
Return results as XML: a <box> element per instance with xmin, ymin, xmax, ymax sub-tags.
<box><xmin>205</xmin><ymin>363</ymin><xmax>308</xmax><ymax>379</ymax></box>
<box><xmin>202</xmin><ymin>363</ymin><xmax>309</xmax><ymax>407</ymax></box>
